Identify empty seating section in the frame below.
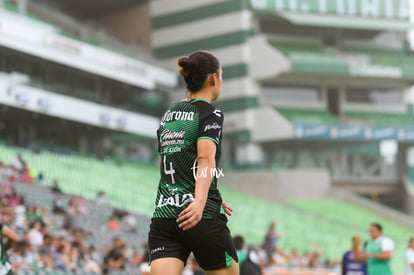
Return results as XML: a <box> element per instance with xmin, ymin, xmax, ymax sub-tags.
<box><xmin>275</xmin><ymin>107</ymin><xmax>339</xmax><ymax>125</ymax></box>
<box><xmin>1</xmin><ymin>143</ymin><xmax>412</xmax><ymax>273</ymax></box>
<box><xmin>344</xmin><ymin>42</ymin><xmax>414</xmax><ymax>77</ymax></box>
<box><xmin>275</xmin><ymin>107</ymin><xmax>414</xmax><ymax>127</ymax></box>
<box><xmin>268</xmin><ymin>36</ymin><xmax>323</xmax><ymax>54</ymax></box>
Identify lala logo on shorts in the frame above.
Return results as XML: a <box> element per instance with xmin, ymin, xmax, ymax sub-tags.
<box><xmin>156</xmin><ymin>193</ymin><xmax>195</xmax><ymax>208</ymax></box>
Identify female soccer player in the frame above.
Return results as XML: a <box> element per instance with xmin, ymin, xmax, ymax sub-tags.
<box><xmin>148</xmin><ymin>50</ymin><xmax>238</xmax><ymax>275</ymax></box>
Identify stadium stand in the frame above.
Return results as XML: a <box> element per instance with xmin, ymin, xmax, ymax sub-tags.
<box><xmin>275</xmin><ymin>107</ymin><xmax>340</xmax><ymax>125</ymax></box>
<box><xmin>345</xmin><ymin>111</ymin><xmax>414</xmax><ymax>127</ymax></box>
<box><xmin>1</xmin><ymin>143</ymin><xmax>412</xmax><ymax>274</ymax></box>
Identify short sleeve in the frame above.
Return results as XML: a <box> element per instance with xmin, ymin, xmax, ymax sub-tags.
<box><xmin>407</xmin><ymin>250</ymin><xmax>414</xmax><ymax>264</ymax></box>
<box><xmin>381</xmin><ymin>237</ymin><xmax>394</xmax><ymax>251</ymax></box>
<box><xmin>198</xmin><ymin>109</ymin><xmax>223</xmax><ymax>145</ymax></box>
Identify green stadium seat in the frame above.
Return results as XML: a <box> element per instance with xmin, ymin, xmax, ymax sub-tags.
<box><xmin>275</xmin><ymin>107</ymin><xmax>340</xmax><ymax>125</ymax></box>
<box><xmin>345</xmin><ymin>111</ymin><xmax>414</xmax><ymax>127</ymax></box>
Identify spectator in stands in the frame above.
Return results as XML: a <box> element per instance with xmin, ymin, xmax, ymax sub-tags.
<box><xmin>190</xmin><ymin>255</ymin><xmax>206</xmax><ymax>275</ymax></box>
<box><xmin>0</xmin><ymin>161</ymin><xmax>8</xmax><ymax>183</ymax></box>
<box><xmin>21</xmin><ymin>167</ymin><xmax>34</xmax><ymax>184</ymax></box>
<box><xmin>36</xmin><ymin>234</ymin><xmax>55</xmax><ymax>271</ymax></box>
<box><xmin>52</xmin><ymin>198</ymin><xmax>66</xmax><ymax>215</ymax></box>
<box><xmin>83</xmin><ymin>245</ymin><xmax>101</xmax><ymax>273</ymax></box>
<box><xmin>14</xmin><ymin>196</ymin><xmax>26</xmax><ymax>232</ymax></box>
<box><xmin>96</xmin><ymin>190</ymin><xmax>107</xmax><ymax>205</ymax></box>
<box><xmin>122</xmin><ymin>211</ymin><xmax>138</xmax><ymax>233</ymax></box>
<box><xmin>103</xmin><ymin>237</ymin><xmax>126</xmax><ymax>274</ymax></box>
<box><xmin>0</xmin><ymin>193</ymin><xmax>14</xmax><ymax>224</ymax></box>
<box><xmin>138</xmin><ymin>243</ymin><xmax>150</xmax><ymax>275</ymax></box>
<box><xmin>353</xmin><ymin>223</ymin><xmax>394</xmax><ymax>275</ymax></box>
<box><xmin>233</xmin><ymin>235</ymin><xmax>248</xmax><ymax>270</ymax></box>
<box><xmin>308</xmin><ymin>251</ymin><xmax>321</xmax><ymax>268</ymax></box>
<box><xmin>342</xmin><ymin>236</ymin><xmax>367</xmax><ymax>275</ymax></box>
<box><xmin>0</xmin><ymin>160</ymin><xmax>18</xmax><ymax>185</ymax></box>
<box><xmin>25</xmin><ymin>206</ymin><xmax>43</xmax><ymax>221</ymax></box>
<box><xmin>406</xmin><ymin>237</ymin><xmax>414</xmax><ymax>275</ymax></box>
<box><xmin>67</xmin><ymin>195</ymin><xmax>89</xmax><ymax>216</ymax></box>
<box><xmin>287</xmin><ymin>249</ymin><xmax>302</xmax><ymax>267</ymax></box>
<box><xmin>12</xmin><ymin>153</ymin><xmax>27</xmax><ymax>173</ymax></box>
<box><xmin>240</xmin><ymin>245</ymin><xmax>264</xmax><ymax>275</ymax></box>
<box><xmin>9</xmin><ymin>241</ymin><xmax>30</xmax><ymax>272</ymax></box>
<box><xmin>50</xmin><ymin>180</ymin><xmax>62</xmax><ymax>194</ymax></box>
<box><xmin>37</xmin><ymin>172</ymin><xmax>44</xmax><ymax>185</ymax></box>
<box><xmin>27</xmin><ymin>220</ymin><xmax>44</xmax><ymax>249</ymax></box>
<box><xmin>39</xmin><ymin>234</ymin><xmax>55</xmax><ymax>256</ymax></box>
<box><xmin>53</xmin><ymin>237</ymin><xmax>72</xmax><ymax>271</ymax></box>
<box><xmin>68</xmin><ymin>241</ymin><xmax>81</xmax><ymax>270</ymax></box>
<box><xmin>262</xmin><ymin>220</ymin><xmax>281</xmax><ymax>265</ymax></box>
<box><xmin>106</xmin><ymin>213</ymin><xmax>121</xmax><ymax>232</ymax></box>
<box><xmin>7</xmin><ymin>187</ymin><xmax>20</xmax><ymax>206</ymax></box>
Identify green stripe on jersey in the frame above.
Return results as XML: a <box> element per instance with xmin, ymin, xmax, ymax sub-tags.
<box><xmin>152</xmin><ymin>0</ymin><xmax>245</xmax><ymax>29</ymax></box>
<box><xmin>225</xmin><ymin>251</ymin><xmax>233</xmax><ymax>267</ymax></box>
<box><xmin>198</xmin><ymin>136</ymin><xmax>219</xmax><ymax>145</ymax></box>
<box><xmin>154</xmin><ymin>30</ymin><xmax>252</xmax><ymax>59</ymax></box>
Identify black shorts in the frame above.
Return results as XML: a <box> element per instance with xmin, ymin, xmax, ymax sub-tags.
<box><xmin>148</xmin><ymin>213</ymin><xmax>238</xmax><ymax>270</ymax></box>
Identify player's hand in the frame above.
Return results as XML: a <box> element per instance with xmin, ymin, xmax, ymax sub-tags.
<box><xmin>177</xmin><ymin>200</ymin><xmax>205</xmax><ymax>231</ymax></box>
<box><xmin>222</xmin><ymin>201</ymin><xmax>233</xmax><ymax>217</ymax></box>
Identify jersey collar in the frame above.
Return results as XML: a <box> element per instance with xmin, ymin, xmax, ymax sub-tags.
<box><xmin>190</xmin><ymin>98</ymin><xmax>209</xmax><ymax>103</ymax></box>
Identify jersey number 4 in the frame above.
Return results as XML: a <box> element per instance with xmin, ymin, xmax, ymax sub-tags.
<box><xmin>163</xmin><ymin>155</ymin><xmax>176</xmax><ymax>184</ymax></box>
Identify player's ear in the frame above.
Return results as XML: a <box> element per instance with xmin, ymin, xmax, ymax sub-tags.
<box><xmin>210</xmin><ymin>73</ymin><xmax>218</xmax><ymax>86</ymax></box>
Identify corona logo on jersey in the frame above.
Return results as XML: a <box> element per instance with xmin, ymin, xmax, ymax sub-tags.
<box><xmin>160</xmin><ymin>110</ymin><xmax>194</xmax><ymax>126</ymax></box>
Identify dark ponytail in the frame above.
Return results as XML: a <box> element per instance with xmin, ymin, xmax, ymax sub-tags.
<box><xmin>178</xmin><ymin>51</ymin><xmax>220</xmax><ymax>93</ymax></box>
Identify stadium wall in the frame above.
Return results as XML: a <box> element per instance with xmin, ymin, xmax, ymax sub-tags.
<box><xmin>220</xmin><ymin>169</ymin><xmax>331</xmax><ymax>202</ymax></box>
<box><xmin>96</xmin><ymin>1</ymin><xmax>152</xmax><ymax>50</ymax></box>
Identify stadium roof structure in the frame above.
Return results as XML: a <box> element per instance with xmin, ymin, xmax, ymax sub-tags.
<box><xmin>276</xmin><ymin>12</ymin><xmax>413</xmax><ymax>32</ymax></box>
<box><xmin>0</xmin><ymin>9</ymin><xmax>177</xmax><ymax>90</ymax></box>
<box><xmin>250</xmin><ymin>0</ymin><xmax>413</xmax><ymax>32</ymax></box>
<box><xmin>0</xmin><ymin>6</ymin><xmax>176</xmax><ymax>139</ymax></box>
<box><xmin>250</xmin><ymin>0</ymin><xmax>414</xmax><ymax>82</ymax></box>
<box><xmin>45</xmin><ymin>0</ymin><xmax>146</xmax><ymax>15</ymax></box>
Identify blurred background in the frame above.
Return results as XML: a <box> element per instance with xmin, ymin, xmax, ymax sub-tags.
<box><xmin>0</xmin><ymin>0</ymin><xmax>413</xmax><ymax>274</ymax></box>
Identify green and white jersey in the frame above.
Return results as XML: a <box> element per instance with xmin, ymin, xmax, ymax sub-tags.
<box><xmin>152</xmin><ymin>98</ymin><xmax>224</xmax><ymax>219</ymax></box>
<box><xmin>366</xmin><ymin>236</ymin><xmax>394</xmax><ymax>275</ymax></box>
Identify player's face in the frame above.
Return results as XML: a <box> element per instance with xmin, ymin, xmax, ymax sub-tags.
<box><xmin>369</xmin><ymin>225</ymin><xmax>380</xmax><ymax>240</ymax></box>
<box><xmin>409</xmin><ymin>239</ymin><xmax>414</xmax><ymax>249</ymax></box>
